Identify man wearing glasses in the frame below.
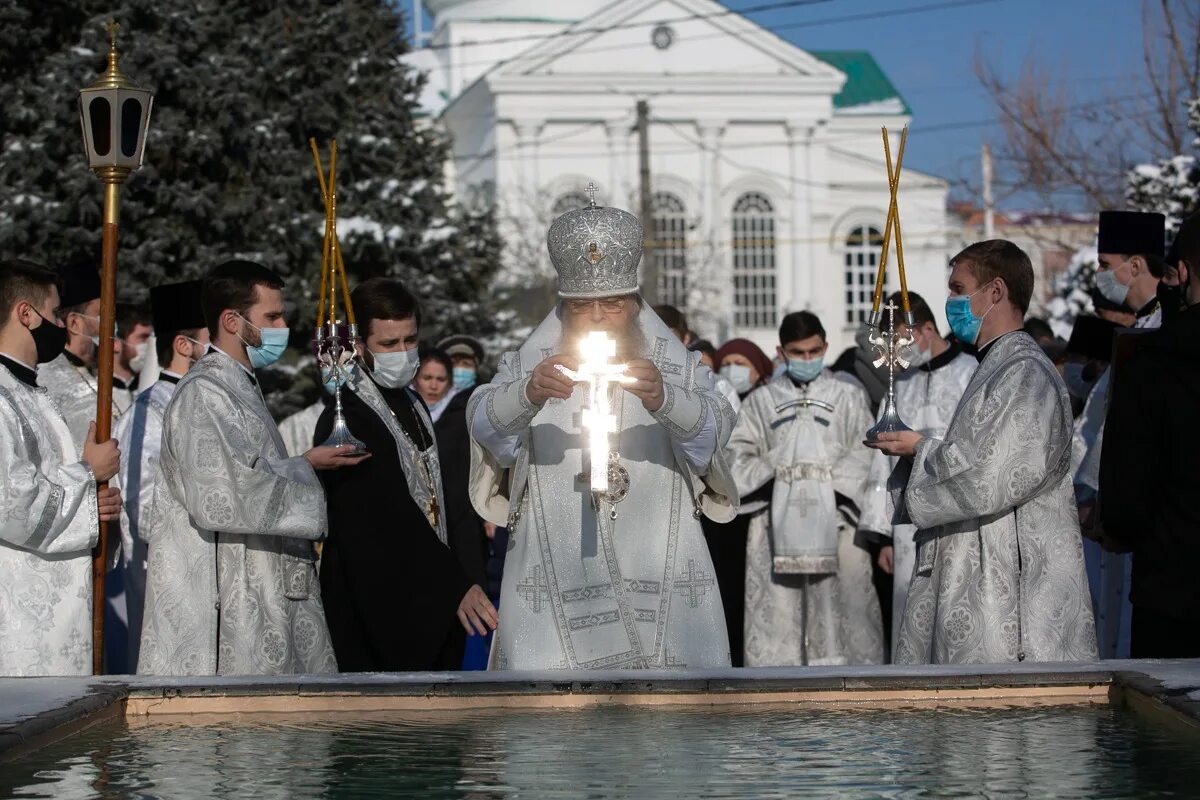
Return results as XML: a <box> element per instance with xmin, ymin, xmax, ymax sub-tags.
<box><xmin>468</xmin><ymin>200</ymin><xmax>739</xmax><ymax>671</ymax></box>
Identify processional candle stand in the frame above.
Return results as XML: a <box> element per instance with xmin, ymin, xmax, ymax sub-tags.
<box><xmin>78</xmin><ymin>21</ymin><xmax>154</xmax><ymax>674</ymax></box>
<box><xmin>864</xmin><ymin>126</ymin><xmax>917</xmax><ymax>443</ymax></box>
<box><xmin>309</xmin><ymin>138</ymin><xmax>366</xmax><ymax>454</ymax></box>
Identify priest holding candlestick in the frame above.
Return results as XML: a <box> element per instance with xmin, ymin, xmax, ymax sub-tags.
<box><xmin>468</xmin><ymin>194</ymin><xmax>739</xmax><ymax>670</ymax></box>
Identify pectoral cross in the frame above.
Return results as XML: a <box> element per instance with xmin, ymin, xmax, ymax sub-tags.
<box><xmin>557</xmin><ymin>331</ymin><xmax>634</xmax><ymax>497</ymax></box>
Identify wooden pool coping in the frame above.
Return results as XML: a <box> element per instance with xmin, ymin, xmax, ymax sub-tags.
<box><xmin>2</xmin><ymin>660</ymin><xmax>1198</xmax><ymax>758</ymax></box>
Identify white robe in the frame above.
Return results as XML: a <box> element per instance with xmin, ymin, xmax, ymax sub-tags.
<box><xmin>729</xmin><ymin>371</ymin><xmax>884</xmax><ymax>667</ymax></box>
<box><xmin>0</xmin><ymin>357</ymin><xmax>99</xmax><ymax>676</ymax></box>
<box><xmin>468</xmin><ymin>306</ymin><xmax>738</xmax><ymax>670</ymax></box>
<box><xmin>277</xmin><ymin>401</ymin><xmax>326</xmax><ymax>458</ymax></box>
<box><xmin>894</xmin><ymin>332</ymin><xmax>1098</xmax><ymax>664</ymax></box>
<box><xmin>112</xmin><ymin>376</ymin><xmax>178</xmax><ymax>671</ymax></box>
<box><xmin>138</xmin><ymin>349</ymin><xmax>337</xmax><ymax>676</ymax></box>
<box><xmin>859</xmin><ymin>348</ymin><xmax>976</xmax><ymax>655</ymax></box>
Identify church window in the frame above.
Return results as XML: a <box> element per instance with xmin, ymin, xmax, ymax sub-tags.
<box><xmin>652</xmin><ymin>192</ymin><xmax>688</xmax><ymax>310</ymax></box>
<box><xmin>732</xmin><ymin>192</ymin><xmax>777</xmax><ymax>329</ymax></box>
<box><xmin>844</xmin><ymin>225</ymin><xmax>885</xmax><ymax>325</ymax></box>
<box><xmin>551</xmin><ymin>190</ymin><xmax>592</xmax><ymax>216</ymax></box>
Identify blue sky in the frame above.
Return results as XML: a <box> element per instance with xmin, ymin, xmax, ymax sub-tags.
<box><xmin>403</xmin><ymin>0</ymin><xmax>1152</xmax><ymax>211</ymax></box>
<box><xmin>729</xmin><ymin>0</ymin><xmax>1149</xmax><ymax>208</ymax></box>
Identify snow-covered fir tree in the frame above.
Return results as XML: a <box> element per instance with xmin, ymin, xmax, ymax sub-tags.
<box><xmin>1045</xmin><ymin>246</ymin><xmax>1098</xmax><ymax>339</ymax></box>
<box><xmin>0</xmin><ymin>0</ymin><xmax>502</xmax><ymax>417</ymax></box>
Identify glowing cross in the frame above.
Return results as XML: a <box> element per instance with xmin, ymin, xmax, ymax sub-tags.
<box><xmin>556</xmin><ymin>330</ymin><xmax>634</xmax><ymax>494</ymax></box>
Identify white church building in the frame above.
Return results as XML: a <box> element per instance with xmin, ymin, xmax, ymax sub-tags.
<box><xmin>409</xmin><ymin>0</ymin><xmax>951</xmax><ymax>354</ymax></box>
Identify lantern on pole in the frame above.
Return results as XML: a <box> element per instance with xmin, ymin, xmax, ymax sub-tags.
<box><xmin>78</xmin><ymin>20</ymin><xmax>154</xmax><ymax>675</ymax></box>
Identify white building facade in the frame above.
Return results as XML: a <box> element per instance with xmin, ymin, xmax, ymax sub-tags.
<box><xmin>413</xmin><ymin>0</ymin><xmax>951</xmax><ymax>354</ymax></box>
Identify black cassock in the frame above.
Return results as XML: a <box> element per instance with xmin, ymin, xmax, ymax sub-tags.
<box><xmin>316</xmin><ymin>382</ymin><xmax>471</xmax><ymax>671</ymax></box>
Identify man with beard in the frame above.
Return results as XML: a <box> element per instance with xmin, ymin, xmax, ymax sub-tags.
<box><xmin>138</xmin><ymin>260</ymin><xmax>365</xmax><ymax>676</ymax></box>
<box><xmin>468</xmin><ymin>200</ymin><xmax>738</xmax><ymax>670</ymax></box>
<box><xmin>317</xmin><ymin>278</ymin><xmax>497</xmax><ymax>671</ymax></box>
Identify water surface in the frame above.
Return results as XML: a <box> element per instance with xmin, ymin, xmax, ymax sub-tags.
<box><xmin>2</xmin><ymin>703</ymin><xmax>1197</xmax><ymax>799</ymax></box>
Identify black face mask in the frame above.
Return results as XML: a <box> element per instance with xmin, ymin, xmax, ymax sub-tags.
<box><xmin>1157</xmin><ymin>281</ymin><xmax>1184</xmax><ymax>325</ymax></box>
<box><xmin>28</xmin><ymin>308</ymin><xmax>68</xmax><ymax>363</ymax></box>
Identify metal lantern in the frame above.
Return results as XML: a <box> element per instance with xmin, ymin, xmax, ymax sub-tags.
<box><xmin>78</xmin><ymin>21</ymin><xmax>153</xmax><ymax>179</ymax></box>
<box><xmin>78</xmin><ymin>20</ymin><xmax>154</xmax><ymax>675</ymax></box>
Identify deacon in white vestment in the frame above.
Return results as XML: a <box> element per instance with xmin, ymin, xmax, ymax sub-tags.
<box><xmin>870</xmin><ymin>240</ymin><xmax>1097</xmax><ymax>664</ymax></box>
<box><xmin>858</xmin><ymin>293</ymin><xmax>976</xmax><ymax>656</ymax></box>
<box><xmin>729</xmin><ymin>311</ymin><xmax>883</xmax><ymax>667</ymax></box>
<box><xmin>0</xmin><ymin>259</ymin><xmax>122</xmax><ymax>676</ymax></box>
<box><xmin>469</xmin><ymin>201</ymin><xmax>738</xmax><ymax>670</ymax></box>
<box><xmin>112</xmin><ymin>280</ymin><xmax>209</xmax><ymax>671</ymax></box>
<box><xmin>279</xmin><ymin>400</ymin><xmax>327</xmax><ymax>457</ymax></box>
<box><xmin>139</xmin><ymin>260</ymin><xmax>366</xmax><ymax>676</ymax></box>
<box><xmin>40</xmin><ymin>260</ymin><xmax>118</xmax><ymax>451</ymax></box>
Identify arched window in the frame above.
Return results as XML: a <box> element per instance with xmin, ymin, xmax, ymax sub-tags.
<box><xmin>732</xmin><ymin>192</ymin><xmax>777</xmax><ymax>329</ymax></box>
<box><xmin>652</xmin><ymin>192</ymin><xmax>688</xmax><ymax>309</ymax></box>
<box><xmin>844</xmin><ymin>225</ymin><xmax>884</xmax><ymax>325</ymax></box>
<box><xmin>551</xmin><ymin>190</ymin><xmax>592</xmax><ymax>216</ymax></box>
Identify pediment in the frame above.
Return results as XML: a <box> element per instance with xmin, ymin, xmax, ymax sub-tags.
<box><xmin>489</xmin><ymin>0</ymin><xmax>846</xmax><ymax>84</ymax></box>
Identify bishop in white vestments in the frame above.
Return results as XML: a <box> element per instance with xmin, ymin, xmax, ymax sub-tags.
<box><xmin>870</xmin><ymin>240</ymin><xmax>1097</xmax><ymax>664</ymax></box>
<box><xmin>139</xmin><ymin>261</ymin><xmax>365</xmax><ymax>676</ymax></box>
<box><xmin>0</xmin><ymin>259</ymin><xmax>122</xmax><ymax>676</ymax></box>
<box><xmin>729</xmin><ymin>311</ymin><xmax>883</xmax><ymax>667</ymax></box>
<box><xmin>469</xmin><ymin>201</ymin><xmax>738</xmax><ymax>670</ymax></box>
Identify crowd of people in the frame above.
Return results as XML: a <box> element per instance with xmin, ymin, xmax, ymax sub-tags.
<box><xmin>1</xmin><ymin>201</ymin><xmax>1197</xmax><ymax>677</ymax></box>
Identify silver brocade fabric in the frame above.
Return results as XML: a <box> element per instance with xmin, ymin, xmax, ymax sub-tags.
<box><xmin>0</xmin><ymin>362</ymin><xmax>98</xmax><ymax>676</ymax></box>
<box><xmin>351</xmin><ymin>379</ymin><xmax>449</xmax><ymax>546</ymax></box>
<box><xmin>469</xmin><ymin>306</ymin><xmax>738</xmax><ymax>670</ymax></box>
<box><xmin>277</xmin><ymin>401</ymin><xmax>325</xmax><ymax>459</ymax></box>
<box><xmin>859</xmin><ymin>350</ymin><xmax>977</xmax><ymax>655</ymax></box>
<box><xmin>113</xmin><ymin>378</ymin><xmax>177</xmax><ymax>670</ymax></box>
<box><xmin>546</xmin><ymin>204</ymin><xmax>643</xmax><ymax>299</ymax></box>
<box><xmin>729</xmin><ymin>373</ymin><xmax>884</xmax><ymax>667</ymax></box>
<box><xmin>894</xmin><ymin>332</ymin><xmax>1098</xmax><ymax>664</ymax></box>
<box><xmin>138</xmin><ymin>350</ymin><xmax>336</xmax><ymax>676</ymax></box>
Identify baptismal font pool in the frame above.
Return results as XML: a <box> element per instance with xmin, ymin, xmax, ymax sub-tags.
<box><xmin>1</xmin><ymin>662</ymin><xmax>1198</xmax><ymax>799</ymax></box>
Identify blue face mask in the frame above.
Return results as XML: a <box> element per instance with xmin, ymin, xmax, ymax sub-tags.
<box><xmin>945</xmin><ymin>286</ymin><xmax>994</xmax><ymax>345</ymax></box>
<box><xmin>237</xmin><ymin>315</ymin><xmax>289</xmax><ymax>369</ymax></box>
<box><xmin>786</xmin><ymin>356</ymin><xmax>823</xmax><ymax>383</ymax></box>
<box><xmin>452</xmin><ymin>366</ymin><xmax>477</xmax><ymax>391</ymax></box>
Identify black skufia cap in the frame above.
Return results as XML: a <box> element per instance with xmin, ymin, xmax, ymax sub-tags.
<box><xmin>1097</xmin><ymin>211</ymin><xmax>1165</xmax><ymax>257</ymax></box>
<box><xmin>150</xmin><ymin>280</ymin><xmax>206</xmax><ymax>337</ymax></box>
<box><xmin>1067</xmin><ymin>315</ymin><xmax>1120</xmax><ymax>362</ymax></box>
<box><xmin>56</xmin><ymin>258</ymin><xmax>101</xmax><ymax>309</ymax></box>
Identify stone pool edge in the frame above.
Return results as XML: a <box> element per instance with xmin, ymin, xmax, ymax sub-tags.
<box><xmin>2</xmin><ymin>660</ymin><xmax>1198</xmax><ymax>758</ymax></box>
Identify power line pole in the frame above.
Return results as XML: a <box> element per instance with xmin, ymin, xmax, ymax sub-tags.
<box><xmin>982</xmin><ymin>143</ymin><xmax>995</xmax><ymax>239</ymax></box>
<box><xmin>637</xmin><ymin>99</ymin><xmax>656</xmax><ymax>304</ymax></box>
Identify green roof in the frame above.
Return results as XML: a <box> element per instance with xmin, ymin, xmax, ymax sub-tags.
<box><xmin>810</xmin><ymin>50</ymin><xmax>911</xmax><ymax>115</ymax></box>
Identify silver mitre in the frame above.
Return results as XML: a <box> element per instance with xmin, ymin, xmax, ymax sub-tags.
<box><xmin>547</xmin><ymin>195</ymin><xmax>643</xmax><ymax>299</ymax></box>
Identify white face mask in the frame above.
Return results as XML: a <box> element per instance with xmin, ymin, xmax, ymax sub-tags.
<box><xmin>905</xmin><ymin>331</ymin><xmax>933</xmax><ymax>369</ymax></box>
<box><xmin>719</xmin><ymin>363</ymin><xmax>753</xmax><ymax>394</ymax></box>
<box><xmin>129</xmin><ymin>341</ymin><xmax>149</xmax><ymax>373</ymax></box>
<box><xmin>370</xmin><ymin>347</ymin><xmax>419</xmax><ymax>390</ymax></box>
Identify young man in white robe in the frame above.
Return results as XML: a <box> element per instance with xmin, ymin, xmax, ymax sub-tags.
<box><xmin>0</xmin><ymin>259</ymin><xmax>122</xmax><ymax>676</ymax></box>
<box><xmin>858</xmin><ymin>291</ymin><xmax>975</xmax><ymax>657</ymax></box>
<box><xmin>729</xmin><ymin>311</ymin><xmax>884</xmax><ymax>667</ymax></box>
<box><xmin>39</xmin><ymin>259</ymin><xmax>125</xmax><ymax>451</ymax></box>
<box><xmin>869</xmin><ymin>239</ymin><xmax>1098</xmax><ymax>664</ymax></box>
<box><xmin>138</xmin><ymin>260</ymin><xmax>367</xmax><ymax>676</ymax></box>
<box><xmin>469</xmin><ymin>201</ymin><xmax>739</xmax><ymax>670</ymax></box>
<box><xmin>113</xmin><ymin>280</ymin><xmax>209</xmax><ymax>672</ymax></box>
